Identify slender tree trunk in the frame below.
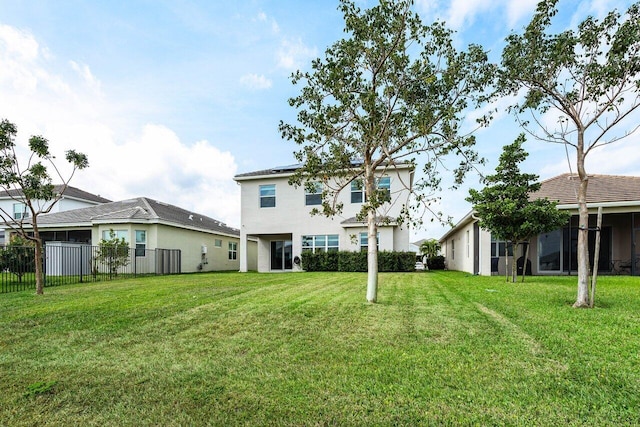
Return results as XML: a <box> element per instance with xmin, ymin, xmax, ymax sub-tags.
<box><xmin>590</xmin><ymin>206</ymin><xmax>603</xmax><ymax>308</ymax></box>
<box><xmin>34</xmin><ymin>239</ymin><xmax>44</xmax><ymax>295</ymax></box>
<box><xmin>365</xmin><ymin>163</ymin><xmax>378</xmax><ymax>303</ymax></box>
<box><xmin>505</xmin><ymin>248</ymin><xmax>509</xmax><ymax>282</ymax></box>
<box><xmin>521</xmin><ymin>240</ymin><xmax>531</xmax><ymax>283</ymax></box>
<box><xmin>366</xmin><ymin>209</ymin><xmax>378</xmax><ymax>303</ymax></box>
<box><xmin>574</xmin><ymin>133</ymin><xmax>591</xmax><ymax>308</ymax></box>
<box><xmin>511</xmin><ymin>243</ymin><xmax>517</xmax><ymax>283</ymax></box>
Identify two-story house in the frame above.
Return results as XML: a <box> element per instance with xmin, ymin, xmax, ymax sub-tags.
<box><xmin>0</xmin><ymin>185</ymin><xmax>111</xmax><ymax>244</ymax></box>
<box><xmin>233</xmin><ymin>163</ymin><xmax>414</xmax><ymax>272</ymax></box>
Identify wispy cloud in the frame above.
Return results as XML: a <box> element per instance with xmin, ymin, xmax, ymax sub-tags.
<box><xmin>239</xmin><ymin>73</ymin><xmax>272</xmax><ymax>90</ymax></box>
<box><xmin>277</xmin><ymin>37</ymin><xmax>317</xmax><ymax>71</ymax></box>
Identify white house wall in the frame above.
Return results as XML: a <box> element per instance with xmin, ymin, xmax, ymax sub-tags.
<box><xmin>93</xmin><ymin>223</ymin><xmax>252</xmax><ymax>273</ymax></box>
<box><xmin>441</xmin><ymin>220</ymin><xmax>491</xmax><ymax>275</ymax></box>
<box><xmin>238</xmin><ymin>167</ymin><xmax>413</xmax><ymax>272</ymax></box>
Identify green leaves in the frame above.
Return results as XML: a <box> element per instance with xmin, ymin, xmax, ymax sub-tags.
<box><xmin>499</xmin><ymin>0</ymin><xmax>640</xmax><ymax>147</ymax></box>
<box><xmin>467</xmin><ymin>134</ymin><xmax>569</xmax><ymax>243</ymax></box>
<box><xmin>280</xmin><ymin>0</ymin><xmax>493</xmax><ymax>223</ymax></box>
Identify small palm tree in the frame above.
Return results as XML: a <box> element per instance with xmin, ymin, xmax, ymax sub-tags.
<box><xmin>420</xmin><ymin>239</ymin><xmax>440</xmax><ymax>259</ymax></box>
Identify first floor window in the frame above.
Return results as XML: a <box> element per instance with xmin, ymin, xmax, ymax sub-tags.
<box><xmin>260</xmin><ymin>184</ymin><xmax>276</xmax><ymax>208</ymax></box>
<box><xmin>302</xmin><ymin>234</ymin><xmax>339</xmax><ymax>253</ymax></box>
<box><xmin>228</xmin><ymin>242</ymin><xmax>237</xmax><ymax>260</ymax></box>
<box><xmin>102</xmin><ymin>229</ymin><xmax>128</xmax><ymax>241</ymax></box>
<box><xmin>490</xmin><ymin>235</ymin><xmax>513</xmax><ymax>257</ymax></box>
<box><xmin>135</xmin><ymin>230</ymin><xmax>146</xmax><ymax>256</ymax></box>
<box><xmin>13</xmin><ymin>203</ymin><xmax>29</xmax><ymax>219</ymax></box>
<box><xmin>360</xmin><ymin>232</ymin><xmax>379</xmax><ymax>252</ymax></box>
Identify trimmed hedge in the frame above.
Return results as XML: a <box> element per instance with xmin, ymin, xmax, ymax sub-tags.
<box><xmin>427</xmin><ymin>255</ymin><xmax>446</xmax><ymax>270</ymax></box>
<box><xmin>301</xmin><ymin>251</ymin><xmax>416</xmax><ymax>272</ymax></box>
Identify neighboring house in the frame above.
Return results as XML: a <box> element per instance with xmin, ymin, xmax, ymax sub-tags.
<box><xmin>0</xmin><ymin>185</ymin><xmax>111</xmax><ymax>244</ymax></box>
<box><xmin>15</xmin><ymin>197</ymin><xmax>256</xmax><ymax>273</ymax></box>
<box><xmin>233</xmin><ymin>163</ymin><xmax>414</xmax><ymax>272</ymax></box>
<box><xmin>440</xmin><ymin>174</ymin><xmax>640</xmax><ymax>276</ymax></box>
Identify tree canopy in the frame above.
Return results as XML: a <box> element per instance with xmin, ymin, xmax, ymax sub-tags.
<box><xmin>467</xmin><ymin>134</ymin><xmax>570</xmax><ymax>282</ymax></box>
<box><xmin>280</xmin><ymin>0</ymin><xmax>493</xmax><ymax>302</ymax></box>
<box><xmin>498</xmin><ymin>0</ymin><xmax>640</xmax><ymax>304</ymax></box>
<box><xmin>0</xmin><ymin>119</ymin><xmax>89</xmax><ymax>294</ymax></box>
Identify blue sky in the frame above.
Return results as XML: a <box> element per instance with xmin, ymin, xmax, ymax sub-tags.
<box><xmin>1</xmin><ymin>0</ymin><xmax>638</xmax><ymax>240</ymax></box>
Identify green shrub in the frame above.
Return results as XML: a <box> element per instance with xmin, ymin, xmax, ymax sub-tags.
<box><xmin>302</xmin><ymin>251</ymin><xmax>414</xmax><ymax>272</ymax></box>
<box><xmin>427</xmin><ymin>255</ymin><xmax>446</xmax><ymax>270</ymax></box>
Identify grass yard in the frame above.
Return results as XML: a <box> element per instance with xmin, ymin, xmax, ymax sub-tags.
<box><xmin>1</xmin><ymin>271</ymin><xmax>639</xmax><ymax>426</ymax></box>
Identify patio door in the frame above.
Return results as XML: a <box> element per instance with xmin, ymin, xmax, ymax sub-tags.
<box><xmin>271</xmin><ymin>240</ymin><xmax>292</xmax><ymax>270</ymax></box>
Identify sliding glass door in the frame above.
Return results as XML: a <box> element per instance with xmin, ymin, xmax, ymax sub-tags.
<box><xmin>271</xmin><ymin>240</ymin><xmax>292</xmax><ymax>270</ymax></box>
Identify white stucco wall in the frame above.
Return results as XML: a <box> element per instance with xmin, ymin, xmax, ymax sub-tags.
<box><xmin>237</xmin><ymin>166</ymin><xmax>414</xmax><ymax>272</ymax></box>
<box><xmin>93</xmin><ymin>223</ymin><xmax>253</xmax><ymax>273</ymax></box>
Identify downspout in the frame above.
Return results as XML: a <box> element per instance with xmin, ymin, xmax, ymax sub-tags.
<box><xmin>472</xmin><ymin>212</ymin><xmax>481</xmax><ymax>275</ymax></box>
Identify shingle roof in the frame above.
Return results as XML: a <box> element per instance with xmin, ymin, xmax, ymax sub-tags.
<box><xmin>233</xmin><ymin>164</ymin><xmax>304</xmax><ymax>179</ymax></box>
<box><xmin>0</xmin><ymin>185</ymin><xmax>111</xmax><ymax>203</ymax></box>
<box><xmin>234</xmin><ymin>161</ymin><xmax>412</xmax><ymax>180</ymax></box>
<box><xmin>34</xmin><ymin>197</ymin><xmax>239</xmax><ymax>236</ymax></box>
<box><xmin>532</xmin><ymin>173</ymin><xmax>640</xmax><ymax>205</ymax></box>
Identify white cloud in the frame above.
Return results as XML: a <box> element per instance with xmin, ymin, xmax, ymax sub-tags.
<box><xmin>0</xmin><ymin>24</ymin><xmax>241</xmax><ymax>228</ymax></box>
<box><xmin>277</xmin><ymin>37</ymin><xmax>317</xmax><ymax>71</ymax></box>
<box><xmin>255</xmin><ymin>11</ymin><xmax>280</xmax><ymax>34</ymax></box>
<box><xmin>505</xmin><ymin>0</ymin><xmax>539</xmax><ymax>27</ymax></box>
<box><xmin>0</xmin><ymin>24</ymin><xmax>40</xmax><ymax>61</ymax></box>
<box><xmin>239</xmin><ymin>73</ymin><xmax>272</xmax><ymax>90</ymax></box>
<box><xmin>69</xmin><ymin>60</ymin><xmax>102</xmax><ymax>94</ymax></box>
<box><xmin>446</xmin><ymin>0</ymin><xmax>493</xmax><ymax>29</ymax></box>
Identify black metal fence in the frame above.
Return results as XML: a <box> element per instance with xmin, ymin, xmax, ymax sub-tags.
<box><xmin>0</xmin><ymin>244</ymin><xmax>181</xmax><ymax>293</ymax></box>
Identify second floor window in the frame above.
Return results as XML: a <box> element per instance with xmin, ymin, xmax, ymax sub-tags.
<box><xmin>260</xmin><ymin>184</ymin><xmax>276</xmax><ymax>208</ymax></box>
<box><xmin>351</xmin><ymin>180</ymin><xmax>364</xmax><ymax>203</ymax></box>
<box><xmin>351</xmin><ymin>177</ymin><xmax>391</xmax><ymax>204</ymax></box>
<box><xmin>13</xmin><ymin>203</ymin><xmax>29</xmax><ymax>219</ymax></box>
<box><xmin>305</xmin><ymin>182</ymin><xmax>322</xmax><ymax>206</ymax></box>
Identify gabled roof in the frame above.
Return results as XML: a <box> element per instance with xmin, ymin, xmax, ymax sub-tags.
<box><xmin>532</xmin><ymin>173</ymin><xmax>640</xmax><ymax>205</ymax></box>
<box><xmin>0</xmin><ymin>185</ymin><xmax>111</xmax><ymax>204</ymax></box>
<box><xmin>33</xmin><ymin>197</ymin><xmax>239</xmax><ymax>237</ymax></box>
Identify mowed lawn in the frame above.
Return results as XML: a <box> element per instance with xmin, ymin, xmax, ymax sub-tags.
<box><xmin>1</xmin><ymin>271</ymin><xmax>639</xmax><ymax>426</ymax></box>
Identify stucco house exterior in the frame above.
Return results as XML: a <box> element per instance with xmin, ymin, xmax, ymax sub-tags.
<box><xmin>233</xmin><ymin>163</ymin><xmax>414</xmax><ymax>272</ymax></box>
<box><xmin>0</xmin><ymin>185</ymin><xmax>111</xmax><ymax>244</ymax></box>
<box><xmin>17</xmin><ymin>197</ymin><xmax>256</xmax><ymax>273</ymax></box>
<box><xmin>440</xmin><ymin>174</ymin><xmax>640</xmax><ymax>276</ymax></box>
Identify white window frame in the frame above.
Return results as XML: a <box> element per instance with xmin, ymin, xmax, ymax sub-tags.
<box><xmin>135</xmin><ymin>230</ymin><xmax>146</xmax><ymax>257</ymax></box>
<box><xmin>259</xmin><ymin>184</ymin><xmax>276</xmax><ymax>208</ymax></box>
<box><xmin>13</xmin><ymin>203</ymin><xmax>29</xmax><ymax>220</ymax></box>
<box><xmin>302</xmin><ymin>234</ymin><xmax>339</xmax><ymax>253</ymax></box>
<box><xmin>359</xmin><ymin>232</ymin><xmax>380</xmax><ymax>252</ymax></box>
<box><xmin>228</xmin><ymin>242</ymin><xmax>238</xmax><ymax>260</ymax></box>
<box><xmin>102</xmin><ymin>229</ymin><xmax>128</xmax><ymax>241</ymax></box>
<box><xmin>305</xmin><ymin>182</ymin><xmax>323</xmax><ymax>206</ymax></box>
